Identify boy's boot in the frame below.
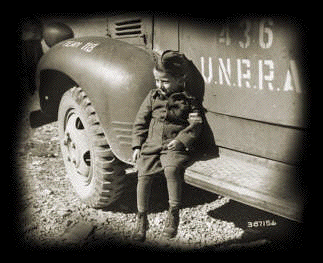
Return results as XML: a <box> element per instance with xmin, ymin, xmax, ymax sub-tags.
<box><xmin>162</xmin><ymin>206</ymin><xmax>180</xmax><ymax>239</ymax></box>
<box><xmin>132</xmin><ymin>212</ymin><xmax>149</xmax><ymax>242</ymax></box>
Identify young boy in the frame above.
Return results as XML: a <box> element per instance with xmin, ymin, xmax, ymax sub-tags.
<box><xmin>131</xmin><ymin>50</ymin><xmax>204</xmax><ymax>242</ymax></box>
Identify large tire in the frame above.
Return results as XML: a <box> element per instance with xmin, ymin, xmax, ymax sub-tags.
<box><xmin>58</xmin><ymin>87</ymin><xmax>126</xmax><ymax>208</ymax></box>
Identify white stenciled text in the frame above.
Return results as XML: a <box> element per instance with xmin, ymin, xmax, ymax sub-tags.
<box><xmin>62</xmin><ymin>40</ymin><xmax>100</xmax><ymax>53</ymax></box>
<box><xmin>80</xmin><ymin>42</ymin><xmax>100</xmax><ymax>53</ymax></box>
<box><xmin>200</xmin><ymin>57</ymin><xmax>301</xmax><ymax>93</ymax></box>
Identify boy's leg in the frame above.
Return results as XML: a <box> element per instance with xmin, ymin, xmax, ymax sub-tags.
<box><xmin>160</xmin><ymin>151</ymin><xmax>188</xmax><ymax>207</ymax></box>
<box><xmin>132</xmin><ymin>173</ymin><xmax>153</xmax><ymax>242</ymax></box>
<box><xmin>162</xmin><ymin>166</ymin><xmax>184</xmax><ymax>239</ymax></box>
<box><xmin>164</xmin><ymin>166</ymin><xmax>184</xmax><ymax>208</ymax></box>
<box><xmin>137</xmin><ymin>173</ymin><xmax>154</xmax><ymax>213</ymax></box>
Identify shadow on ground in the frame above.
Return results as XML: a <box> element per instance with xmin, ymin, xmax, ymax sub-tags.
<box><xmin>207</xmin><ymin>200</ymin><xmax>305</xmax><ymax>252</ymax></box>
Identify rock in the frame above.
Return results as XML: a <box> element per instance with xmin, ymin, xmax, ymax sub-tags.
<box><xmin>58</xmin><ymin>208</ymin><xmax>73</xmax><ymax>218</ymax></box>
<box><xmin>40</xmin><ymin>188</ymin><xmax>53</xmax><ymax>196</ymax></box>
<box><xmin>60</xmin><ymin>221</ymin><xmax>95</xmax><ymax>243</ymax></box>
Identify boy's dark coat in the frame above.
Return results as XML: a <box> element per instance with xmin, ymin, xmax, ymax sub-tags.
<box><xmin>132</xmin><ymin>88</ymin><xmax>218</xmax><ymax>176</ymax></box>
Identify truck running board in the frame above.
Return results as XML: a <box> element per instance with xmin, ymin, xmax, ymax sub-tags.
<box><xmin>185</xmin><ymin>148</ymin><xmax>304</xmax><ymax>222</ymax></box>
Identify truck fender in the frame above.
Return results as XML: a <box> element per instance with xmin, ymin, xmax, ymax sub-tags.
<box><xmin>36</xmin><ymin>36</ymin><xmax>155</xmax><ymax>163</ymax></box>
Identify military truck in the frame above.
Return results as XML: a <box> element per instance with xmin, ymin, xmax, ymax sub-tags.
<box><xmin>31</xmin><ymin>14</ymin><xmax>309</xmax><ymax>222</ymax></box>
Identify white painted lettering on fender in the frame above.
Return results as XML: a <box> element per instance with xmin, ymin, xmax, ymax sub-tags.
<box><xmin>63</xmin><ymin>40</ymin><xmax>83</xmax><ymax>48</ymax></box>
<box><xmin>80</xmin><ymin>42</ymin><xmax>100</xmax><ymax>52</ymax></box>
<box><xmin>62</xmin><ymin>40</ymin><xmax>100</xmax><ymax>53</ymax></box>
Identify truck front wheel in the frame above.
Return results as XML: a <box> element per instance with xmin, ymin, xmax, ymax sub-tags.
<box><xmin>58</xmin><ymin>87</ymin><xmax>126</xmax><ymax>208</ymax></box>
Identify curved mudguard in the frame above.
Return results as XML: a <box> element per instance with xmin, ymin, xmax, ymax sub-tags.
<box><xmin>37</xmin><ymin>36</ymin><xmax>155</xmax><ymax>163</ymax></box>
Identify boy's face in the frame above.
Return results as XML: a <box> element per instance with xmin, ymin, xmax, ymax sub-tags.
<box><xmin>153</xmin><ymin>68</ymin><xmax>183</xmax><ymax>96</ymax></box>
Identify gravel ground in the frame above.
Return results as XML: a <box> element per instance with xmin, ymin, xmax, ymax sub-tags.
<box><xmin>11</xmin><ymin>94</ymin><xmax>305</xmax><ymax>253</ymax></box>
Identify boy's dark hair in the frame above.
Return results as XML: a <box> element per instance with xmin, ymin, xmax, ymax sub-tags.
<box><xmin>153</xmin><ymin>50</ymin><xmax>189</xmax><ymax>78</ymax></box>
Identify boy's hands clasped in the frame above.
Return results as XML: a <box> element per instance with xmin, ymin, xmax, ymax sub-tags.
<box><xmin>167</xmin><ymin>139</ymin><xmax>185</xmax><ymax>151</ymax></box>
<box><xmin>132</xmin><ymin>139</ymin><xmax>186</xmax><ymax>163</ymax></box>
<box><xmin>132</xmin><ymin>113</ymin><xmax>203</xmax><ymax>163</ymax></box>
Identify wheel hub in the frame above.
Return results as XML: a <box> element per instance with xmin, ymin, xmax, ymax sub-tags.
<box><xmin>63</xmin><ymin>112</ymin><xmax>91</xmax><ymax>181</ymax></box>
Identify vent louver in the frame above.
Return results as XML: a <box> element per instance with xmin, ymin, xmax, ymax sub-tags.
<box><xmin>107</xmin><ymin>15</ymin><xmax>152</xmax><ymax>48</ymax></box>
<box><xmin>114</xmin><ymin>18</ymin><xmax>142</xmax><ymax>38</ymax></box>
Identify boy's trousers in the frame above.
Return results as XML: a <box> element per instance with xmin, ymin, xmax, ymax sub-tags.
<box><xmin>137</xmin><ymin>166</ymin><xmax>184</xmax><ymax>213</ymax></box>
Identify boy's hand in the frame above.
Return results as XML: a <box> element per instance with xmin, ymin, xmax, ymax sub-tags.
<box><xmin>167</xmin><ymin>139</ymin><xmax>185</xmax><ymax>151</ymax></box>
<box><xmin>132</xmin><ymin>148</ymin><xmax>141</xmax><ymax>163</ymax></box>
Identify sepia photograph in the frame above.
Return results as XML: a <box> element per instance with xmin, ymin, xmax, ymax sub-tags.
<box><xmin>13</xmin><ymin>12</ymin><xmax>311</xmax><ymax>254</ymax></box>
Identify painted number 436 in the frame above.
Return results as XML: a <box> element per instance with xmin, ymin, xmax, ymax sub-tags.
<box><xmin>219</xmin><ymin>19</ymin><xmax>274</xmax><ymax>49</ymax></box>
